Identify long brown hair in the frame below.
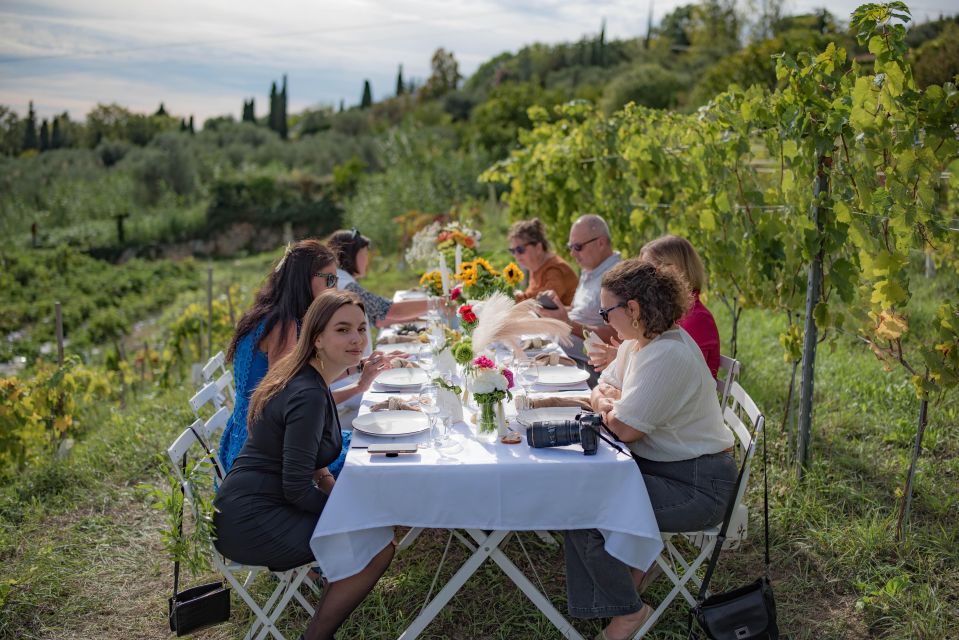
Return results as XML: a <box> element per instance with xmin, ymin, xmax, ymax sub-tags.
<box><xmin>227</xmin><ymin>239</ymin><xmax>336</xmax><ymax>362</ymax></box>
<box><xmin>247</xmin><ymin>290</ymin><xmax>365</xmax><ymax>427</ymax></box>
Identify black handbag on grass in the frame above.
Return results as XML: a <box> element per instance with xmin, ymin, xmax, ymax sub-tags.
<box><xmin>168</xmin><ymin>433</ymin><xmax>231</xmax><ymax>636</ymax></box>
<box><xmin>688</xmin><ymin>419</ymin><xmax>779</xmax><ymax>640</ymax></box>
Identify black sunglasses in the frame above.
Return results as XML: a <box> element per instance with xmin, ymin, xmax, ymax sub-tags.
<box><xmin>599</xmin><ymin>301</ymin><xmax>627</xmax><ymax>324</ymax></box>
<box><xmin>314</xmin><ymin>272</ymin><xmax>338</xmax><ymax>288</ymax></box>
<box><xmin>567</xmin><ymin>236</ymin><xmax>601</xmax><ymax>253</ymax></box>
<box><xmin>508</xmin><ymin>241</ymin><xmax>535</xmax><ymax>256</ymax></box>
<box><xmin>350</xmin><ymin>228</ymin><xmax>360</xmax><ymax>240</ymax></box>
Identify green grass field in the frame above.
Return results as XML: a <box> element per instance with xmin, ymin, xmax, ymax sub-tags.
<box><xmin>0</xmin><ymin>251</ymin><xmax>955</xmax><ymax>640</ymax></box>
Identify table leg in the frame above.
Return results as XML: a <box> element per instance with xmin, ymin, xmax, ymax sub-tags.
<box><xmin>397</xmin><ymin>530</ymin><xmax>510</xmax><ymax>639</ymax></box>
<box><xmin>467</xmin><ymin>530</ymin><xmax>585</xmax><ymax>640</ymax></box>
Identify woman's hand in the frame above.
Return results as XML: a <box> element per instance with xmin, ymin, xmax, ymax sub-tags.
<box><xmin>314</xmin><ymin>469</ymin><xmax>335</xmax><ymax>494</ymax></box>
<box><xmin>596</xmin><ymin>382</ymin><xmax>622</xmax><ymax>401</ymax></box>
<box><xmin>588</xmin><ymin>337</ymin><xmax>620</xmax><ymax>372</ymax></box>
<box><xmin>357</xmin><ymin>351</ymin><xmax>391</xmax><ymax>392</ymax></box>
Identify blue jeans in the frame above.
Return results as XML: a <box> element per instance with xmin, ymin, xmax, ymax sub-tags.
<box><xmin>565</xmin><ymin>451</ymin><xmax>737</xmax><ymax>618</ymax></box>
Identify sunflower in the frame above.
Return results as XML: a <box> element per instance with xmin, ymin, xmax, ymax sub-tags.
<box><xmin>503</xmin><ymin>262</ymin><xmax>524</xmax><ymax>285</ymax></box>
<box><xmin>455</xmin><ymin>262</ymin><xmax>477</xmax><ymax>282</ymax></box>
<box><xmin>473</xmin><ymin>257</ymin><xmax>497</xmax><ymax>274</ymax></box>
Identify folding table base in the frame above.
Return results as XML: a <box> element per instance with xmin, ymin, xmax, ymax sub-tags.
<box><xmin>397</xmin><ymin>529</ymin><xmax>585</xmax><ymax>640</ymax></box>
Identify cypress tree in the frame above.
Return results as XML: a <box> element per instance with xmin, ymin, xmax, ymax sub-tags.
<box><xmin>51</xmin><ymin>116</ymin><xmax>63</xmax><ymax>149</ymax></box>
<box><xmin>155</xmin><ymin>102</ymin><xmax>168</xmax><ymax>117</ymax></box>
<box><xmin>339</xmin><ymin>99</ymin><xmax>345</xmax><ymax>113</ymax></box>
<box><xmin>188</xmin><ymin>115</ymin><xmax>195</xmax><ymax>134</ymax></box>
<box><xmin>279</xmin><ymin>74</ymin><xmax>288</xmax><ymax>139</ymax></box>
<box><xmin>180</xmin><ymin>118</ymin><xmax>188</xmax><ymax>132</ymax></box>
<box><xmin>599</xmin><ymin>18</ymin><xmax>606</xmax><ymax>65</ymax></box>
<box><xmin>396</xmin><ymin>64</ymin><xmax>405</xmax><ymax>96</ymax></box>
<box><xmin>23</xmin><ymin>101</ymin><xmax>38</xmax><ymax>151</ymax></box>
<box><xmin>39</xmin><ymin>119</ymin><xmax>50</xmax><ymax>151</ymax></box>
<box><xmin>360</xmin><ymin>80</ymin><xmax>372</xmax><ymax>109</ymax></box>
<box><xmin>269</xmin><ymin>82</ymin><xmax>278</xmax><ymax>133</ymax></box>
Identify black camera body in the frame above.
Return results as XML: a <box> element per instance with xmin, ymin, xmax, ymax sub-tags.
<box><xmin>526</xmin><ymin>412</ymin><xmax>602</xmax><ymax>455</ymax></box>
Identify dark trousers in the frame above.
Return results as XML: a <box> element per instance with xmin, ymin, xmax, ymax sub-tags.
<box><xmin>565</xmin><ymin>451</ymin><xmax>737</xmax><ymax>618</ymax></box>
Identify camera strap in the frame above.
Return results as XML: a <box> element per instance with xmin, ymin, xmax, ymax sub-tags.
<box><xmin>594</xmin><ymin>425</ymin><xmax>644</xmax><ymax>466</ymax></box>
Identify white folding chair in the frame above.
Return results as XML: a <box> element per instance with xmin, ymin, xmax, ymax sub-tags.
<box><xmin>203</xmin><ymin>351</ymin><xmax>230</xmax><ymax>383</ymax></box>
<box><xmin>632</xmin><ymin>380</ymin><xmax>764</xmax><ymax>639</ymax></box>
<box><xmin>715</xmin><ymin>354</ymin><xmax>741</xmax><ymax>412</ymax></box>
<box><xmin>189</xmin><ymin>373</ymin><xmax>234</xmax><ymax>418</ymax></box>
<box><xmin>166</xmin><ymin>426</ymin><xmax>317</xmax><ymax>640</ymax></box>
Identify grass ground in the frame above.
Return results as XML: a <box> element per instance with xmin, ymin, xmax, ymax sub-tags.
<box><xmin>0</xmin><ymin>253</ymin><xmax>955</xmax><ymax>639</ymax></box>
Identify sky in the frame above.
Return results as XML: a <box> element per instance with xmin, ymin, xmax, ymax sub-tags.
<box><xmin>1</xmin><ymin>0</ymin><xmax>956</xmax><ymax>125</ymax></box>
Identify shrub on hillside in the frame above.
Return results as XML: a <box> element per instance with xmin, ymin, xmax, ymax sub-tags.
<box><xmin>600</xmin><ymin>63</ymin><xmax>686</xmax><ymax>113</ymax></box>
<box><xmin>205</xmin><ymin>171</ymin><xmax>342</xmax><ymax>235</ymax></box>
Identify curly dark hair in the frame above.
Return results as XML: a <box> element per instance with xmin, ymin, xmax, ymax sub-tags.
<box><xmin>227</xmin><ymin>239</ymin><xmax>337</xmax><ymax>362</ymax></box>
<box><xmin>601</xmin><ymin>258</ymin><xmax>692</xmax><ymax>338</ymax></box>
<box><xmin>327</xmin><ymin>228</ymin><xmax>371</xmax><ymax>276</ymax></box>
<box><xmin>508</xmin><ymin>218</ymin><xmax>549</xmax><ymax>252</ymax></box>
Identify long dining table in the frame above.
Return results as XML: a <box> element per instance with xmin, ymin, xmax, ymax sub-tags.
<box><xmin>309</xmin><ymin>311</ymin><xmax>664</xmax><ymax>639</ymax></box>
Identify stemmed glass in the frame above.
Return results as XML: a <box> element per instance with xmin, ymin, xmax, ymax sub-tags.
<box><xmin>419</xmin><ymin>382</ymin><xmax>441</xmax><ymax>446</ymax></box>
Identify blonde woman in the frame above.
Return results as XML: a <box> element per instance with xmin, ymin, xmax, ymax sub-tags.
<box><xmin>213</xmin><ymin>290</ymin><xmax>393</xmax><ymax>640</ymax></box>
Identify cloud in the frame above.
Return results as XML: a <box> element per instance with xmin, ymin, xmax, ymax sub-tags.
<box><xmin>1</xmin><ymin>0</ymin><xmax>956</xmax><ymax>122</ymax></box>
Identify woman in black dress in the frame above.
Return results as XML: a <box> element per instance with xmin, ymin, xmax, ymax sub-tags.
<box><xmin>213</xmin><ymin>290</ymin><xmax>394</xmax><ymax>640</ymax></box>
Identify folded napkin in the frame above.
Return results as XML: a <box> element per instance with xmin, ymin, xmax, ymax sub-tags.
<box><xmin>532</xmin><ymin>352</ymin><xmax>575</xmax><ymax>366</ymax></box>
<box><xmin>370</xmin><ymin>397</ymin><xmax>422</xmax><ymax>412</ymax></box>
<box><xmin>515</xmin><ymin>396</ymin><xmax>592</xmax><ymax>411</ymax></box>
<box><xmin>521</xmin><ymin>337</ymin><xmax>549</xmax><ymax>350</ymax></box>
<box><xmin>379</xmin><ymin>334</ymin><xmax>422</xmax><ymax>344</ymax></box>
<box><xmin>390</xmin><ymin>358</ymin><xmax>419</xmax><ymax>369</ymax></box>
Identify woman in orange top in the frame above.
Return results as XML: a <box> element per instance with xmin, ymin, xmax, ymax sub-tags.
<box><xmin>509</xmin><ymin>218</ymin><xmax>579</xmax><ymax>305</ymax></box>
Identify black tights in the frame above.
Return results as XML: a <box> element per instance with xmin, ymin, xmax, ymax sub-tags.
<box><xmin>304</xmin><ymin>542</ymin><xmax>395</xmax><ymax>640</ymax></box>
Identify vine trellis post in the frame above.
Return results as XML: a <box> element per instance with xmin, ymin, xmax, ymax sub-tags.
<box><xmin>797</xmin><ymin>154</ymin><xmax>830</xmax><ymax>476</ymax></box>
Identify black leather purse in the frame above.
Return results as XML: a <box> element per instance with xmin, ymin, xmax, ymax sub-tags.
<box><xmin>688</xmin><ymin>418</ymin><xmax>779</xmax><ymax>640</ymax></box>
<box><xmin>168</xmin><ymin>436</ymin><xmax>231</xmax><ymax>636</ymax></box>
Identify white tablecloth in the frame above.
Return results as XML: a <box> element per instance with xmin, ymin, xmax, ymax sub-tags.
<box><xmin>310</xmin><ymin>418</ymin><xmax>663</xmax><ymax>581</ymax></box>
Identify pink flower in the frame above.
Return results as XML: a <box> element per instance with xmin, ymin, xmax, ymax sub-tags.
<box><xmin>502</xmin><ymin>367</ymin><xmax>514</xmax><ymax>389</ymax></box>
<box><xmin>450</xmin><ymin>286</ymin><xmax>462</xmax><ymax>301</ymax></box>
<box><xmin>472</xmin><ymin>355</ymin><xmax>496</xmax><ymax>369</ymax></box>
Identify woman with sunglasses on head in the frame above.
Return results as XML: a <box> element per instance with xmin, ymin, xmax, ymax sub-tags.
<box><xmin>508</xmin><ymin>218</ymin><xmax>578</xmax><ymax>306</ymax></box>
<box><xmin>327</xmin><ymin>229</ymin><xmax>429</xmax><ymax>345</ymax></box>
<box><xmin>566</xmin><ymin>259</ymin><xmax>736</xmax><ymax>640</ymax></box>
<box><xmin>213</xmin><ymin>290</ymin><xmax>394</xmax><ymax>640</ymax></box>
<box><xmin>218</xmin><ymin>240</ymin><xmax>391</xmax><ymax>475</ymax></box>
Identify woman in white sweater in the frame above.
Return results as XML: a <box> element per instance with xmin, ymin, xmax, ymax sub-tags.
<box><xmin>567</xmin><ymin>258</ymin><xmax>736</xmax><ymax>640</ymax></box>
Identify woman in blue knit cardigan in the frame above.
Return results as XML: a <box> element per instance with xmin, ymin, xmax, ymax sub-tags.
<box><xmin>218</xmin><ymin>239</ymin><xmax>390</xmax><ymax>476</ymax></box>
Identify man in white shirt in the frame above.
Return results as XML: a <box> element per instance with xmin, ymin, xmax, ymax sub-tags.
<box><xmin>537</xmin><ymin>214</ymin><xmax>621</xmax><ymax>385</ymax></box>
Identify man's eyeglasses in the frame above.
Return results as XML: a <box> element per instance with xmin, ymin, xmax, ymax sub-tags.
<box><xmin>599</xmin><ymin>301</ymin><xmax>627</xmax><ymax>324</ymax></box>
<box><xmin>350</xmin><ymin>228</ymin><xmax>360</xmax><ymax>241</ymax></box>
<box><xmin>567</xmin><ymin>236</ymin><xmax>601</xmax><ymax>253</ymax></box>
<box><xmin>508</xmin><ymin>242</ymin><xmax>535</xmax><ymax>256</ymax></box>
<box><xmin>314</xmin><ymin>272</ymin><xmax>339</xmax><ymax>288</ymax></box>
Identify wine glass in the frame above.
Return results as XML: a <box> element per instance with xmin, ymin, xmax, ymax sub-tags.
<box><xmin>419</xmin><ymin>383</ymin><xmax>441</xmax><ymax>446</ymax></box>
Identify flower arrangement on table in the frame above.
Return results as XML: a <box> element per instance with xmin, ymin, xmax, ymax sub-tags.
<box><xmin>470</xmin><ymin>355</ymin><xmax>515</xmax><ymax>433</ymax></box>
<box><xmin>418</xmin><ymin>270</ymin><xmax>445</xmax><ymax>297</ymax></box>
<box><xmin>405</xmin><ymin>221</ymin><xmax>481</xmax><ymax>269</ymax></box>
<box><xmin>455</xmin><ymin>258</ymin><xmax>524</xmax><ymax>301</ymax></box>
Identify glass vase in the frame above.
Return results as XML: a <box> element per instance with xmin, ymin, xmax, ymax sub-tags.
<box><xmin>478</xmin><ymin>400</ymin><xmax>498</xmax><ymax>434</ymax></box>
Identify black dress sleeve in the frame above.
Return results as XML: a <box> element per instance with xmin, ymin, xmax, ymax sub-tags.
<box><xmin>280</xmin><ymin>388</ymin><xmax>329</xmax><ymax>514</ymax></box>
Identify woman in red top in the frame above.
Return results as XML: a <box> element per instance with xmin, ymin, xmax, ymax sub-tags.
<box><xmin>640</xmin><ymin>235</ymin><xmax>720</xmax><ymax>377</ymax></box>
<box><xmin>588</xmin><ymin>235</ymin><xmax>721</xmax><ymax>379</ymax></box>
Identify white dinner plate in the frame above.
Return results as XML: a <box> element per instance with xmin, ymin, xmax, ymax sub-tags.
<box><xmin>352</xmin><ymin>410</ymin><xmax>430</xmax><ymax>437</ymax></box>
<box><xmin>373</xmin><ymin>368</ymin><xmax>429</xmax><ymax>390</ymax></box>
<box><xmin>532</xmin><ymin>366</ymin><xmax>590</xmax><ymax>387</ymax></box>
<box><xmin>394</xmin><ymin>290</ymin><xmax>429</xmax><ymax>301</ymax></box>
<box><xmin>380</xmin><ymin>341</ymin><xmax>428</xmax><ymax>355</ymax></box>
<box><xmin>515</xmin><ymin>406</ymin><xmax>583</xmax><ymax>427</ymax></box>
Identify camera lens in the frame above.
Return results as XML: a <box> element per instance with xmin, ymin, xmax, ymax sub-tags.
<box><xmin>526</xmin><ymin>420</ymin><xmax>582</xmax><ymax>448</ymax></box>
